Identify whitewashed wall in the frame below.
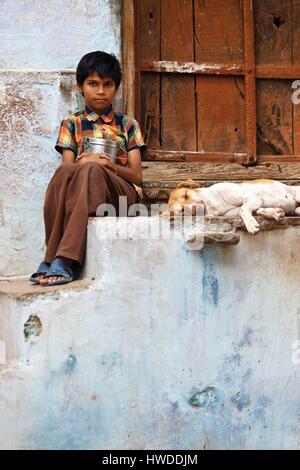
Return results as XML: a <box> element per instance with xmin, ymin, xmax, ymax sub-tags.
<box><xmin>0</xmin><ymin>0</ymin><xmax>122</xmax><ymax>276</ymax></box>
<box><xmin>0</xmin><ymin>221</ymin><xmax>300</xmax><ymax>449</ymax></box>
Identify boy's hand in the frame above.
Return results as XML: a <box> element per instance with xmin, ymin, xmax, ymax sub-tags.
<box><xmin>76</xmin><ymin>152</ymin><xmax>117</xmax><ymax>173</ymax></box>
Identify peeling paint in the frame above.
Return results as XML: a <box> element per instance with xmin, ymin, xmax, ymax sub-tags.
<box><xmin>151</xmin><ymin>61</ymin><xmax>242</xmax><ymax>74</ymax></box>
<box><xmin>189</xmin><ymin>387</ymin><xmax>217</xmax><ymax>408</ymax></box>
<box><xmin>23</xmin><ymin>315</ymin><xmax>42</xmax><ymax>341</ymax></box>
<box><xmin>225</xmin><ymin>353</ymin><xmax>241</xmax><ymax>367</ymax></box>
<box><xmin>64</xmin><ymin>354</ymin><xmax>77</xmax><ymax>374</ymax></box>
<box><xmin>201</xmin><ymin>253</ymin><xmax>219</xmax><ymax>307</ymax></box>
<box><xmin>231</xmin><ymin>392</ymin><xmax>251</xmax><ymax>412</ymax></box>
<box><xmin>254</xmin><ymin>396</ymin><xmax>272</xmax><ymax>421</ymax></box>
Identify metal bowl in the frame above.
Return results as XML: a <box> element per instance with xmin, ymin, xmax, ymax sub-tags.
<box><xmin>82</xmin><ymin>137</ymin><xmax>119</xmax><ymax>162</ymax></box>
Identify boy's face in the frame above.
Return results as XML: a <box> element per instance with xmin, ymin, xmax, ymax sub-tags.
<box><xmin>78</xmin><ymin>72</ymin><xmax>117</xmax><ymax>114</ymax></box>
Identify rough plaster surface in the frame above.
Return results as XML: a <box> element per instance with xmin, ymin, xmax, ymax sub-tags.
<box><xmin>0</xmin><ymin>72</ymin><xmax>77</xmax><ymax>276</ymax></box>
<box><xmin>0</xmin><ymin>0</ymin><xmax>121</xmax><ymax>69</ymax></box>
<box><xmin>0</xmin><ymin>0</ymin><xmax>122</xmax><ymax>276</ymax></box>
<box><xmin>0</xmin><ymin>221</ymin><xmax>299</xmax><ymax>449</ymax></box>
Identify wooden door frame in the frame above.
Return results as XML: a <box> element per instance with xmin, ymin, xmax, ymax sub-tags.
<box><xmin>122</xmin><ymin>0</ymin><xmax>300</xmax><ymax>169</ymax></box>
<box><xmin>122</xmin><ymin>0</ymin><xmax>140</xmax><ymax>120</ymax></box>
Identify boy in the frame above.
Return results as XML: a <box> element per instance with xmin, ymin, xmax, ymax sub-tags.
<box><xmin>29</xmin><ymin>51</ymin><xmax>145</xmax><ymax>286</ymax></box>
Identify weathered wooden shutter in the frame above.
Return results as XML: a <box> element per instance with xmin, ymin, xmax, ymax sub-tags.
<box><xmin>124</xmin><ymin>0</ymin><xmax>300</xmax><ymax>201</ymax></box>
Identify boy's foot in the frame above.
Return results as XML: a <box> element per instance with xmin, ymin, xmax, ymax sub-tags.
<box><xmin>29</xmin><ymin>261</ymin><xmax>51</xmax><ymax>284</ymax></box>
<box><xmin>39</xmin><ymin>257</ymin><xmax>80</xmax><ymax>286</ymax></box>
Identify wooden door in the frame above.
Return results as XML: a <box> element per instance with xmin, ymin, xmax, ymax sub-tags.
<box><xmin>123</xmin><ymin>0</ymin><xmax>300</xmax><ymax>200</ymax></box>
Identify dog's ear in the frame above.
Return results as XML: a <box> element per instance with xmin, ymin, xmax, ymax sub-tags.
<box><xmin>175</xmin><ymin>179</ymin><xmax>201</xmax><ymax>189</ymax></box>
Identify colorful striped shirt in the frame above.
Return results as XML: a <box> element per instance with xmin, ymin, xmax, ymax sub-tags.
<box><xmin>55</xmin><ymin>105</ymin><xmax>146</xmax><ymax>167</ymax></box>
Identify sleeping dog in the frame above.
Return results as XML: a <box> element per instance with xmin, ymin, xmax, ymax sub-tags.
<box><xmin>161</xmin><ymin>179</ymin><xmax>300</xmax><ymax>234</ymax></box>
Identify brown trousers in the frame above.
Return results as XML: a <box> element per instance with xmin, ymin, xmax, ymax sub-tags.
<box><xmin>43</xmin><ymin>161</ymin><xmax>140</xmax><ymax>267</ymax></box>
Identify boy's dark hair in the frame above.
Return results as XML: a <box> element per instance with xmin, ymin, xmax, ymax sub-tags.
<box><xmin>76</xmin><ymin>51</ymin><xmax>122</xmax><ymax>89</ymax></box>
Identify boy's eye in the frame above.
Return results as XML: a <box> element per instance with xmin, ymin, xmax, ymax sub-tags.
<box><xmin>87</xmin><ymin>81</ymin><xmax>114</xmax><ymax>87</ymax></box>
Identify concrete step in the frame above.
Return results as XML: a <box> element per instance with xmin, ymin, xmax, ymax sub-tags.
<box><xmin>0</xmin><ymin>277</ymin><xmax>96</xmax><ymax>365</ymax></box>
<box><xmin>0</xmin><ymin>218</ymin><xmax>300</xmax><ymax>449</ymax></box>
<box><xmin>83</xmin><ymin>215</ymin><xmax>240</xmax><ymax>278</ymax></box>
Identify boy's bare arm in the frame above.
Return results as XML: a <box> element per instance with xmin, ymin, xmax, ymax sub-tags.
<box><xmin>77</xmin><ymin>148</ymin><xmax>142</xmax><ymax>185</ymax></box>
<box><xmin>114</xmin><ymin>148</ymin><xmax>142</xmax><ymax>185</ymax></box>
<box><xmin>62</xmin><ymin>148</ymin><xmax>142</xmax><ymax>185</ymax></box>
<box><xmin>62</xmin><ymin>149</ymin><xmax>76</xmax><ymax>163</ymax></box>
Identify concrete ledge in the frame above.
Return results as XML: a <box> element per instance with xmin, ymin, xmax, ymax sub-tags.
<box><xmin>83</xmin><ymin>216</ymin><xmax>240</xmax><ymax>278</ymax></box>
<box><xmin>227</xmin><ymin>215</ymin><xmax>300</xmax><ymax>230</ymax></box>
<box><xmin>0</xmin><ymin>278</ymin><xmax>95</xmax><ymax>301</ymax></box>
<box><xmin>83</xmin><ymin>215</ymin><xmax>300</xmax><ymax>278</ymax></box>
